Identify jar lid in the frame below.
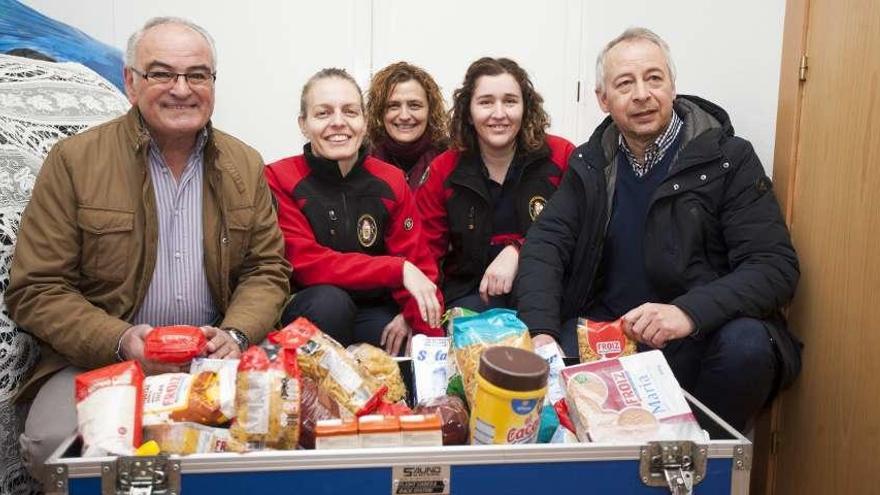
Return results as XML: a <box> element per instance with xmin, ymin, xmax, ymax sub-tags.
<box><xmin>478</xmin><ymin>346</ymin><xmax>549</xmax><ymax>392</ymax></box>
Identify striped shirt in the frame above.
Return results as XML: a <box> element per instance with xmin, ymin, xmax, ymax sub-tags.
<box><xmin>619</xmin><ymin>110</ymin><xmax>684</xmax><ymax>178</ymax></box>
<box><xmin>131</xmin><ymin>131</ymin><xmax>218</xmax><ymax>327</ymax></box>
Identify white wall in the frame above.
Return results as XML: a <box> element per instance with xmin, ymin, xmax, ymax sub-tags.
<box><xmin>22</xmin><ymin>0</ymin><xmax>785</xmax><ymax>172</ymax></box>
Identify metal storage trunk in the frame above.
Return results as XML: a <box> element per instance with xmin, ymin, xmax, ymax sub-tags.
<box><xmin>45</xmin><ymin>392</ymin><xmax>750</xmax><ymax>495</ymax></box>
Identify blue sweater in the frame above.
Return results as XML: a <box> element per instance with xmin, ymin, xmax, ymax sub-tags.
<box><xmin>585</xmin><ymin>136</ymin><xmax>682</xmax><ymax>321</ymax></box>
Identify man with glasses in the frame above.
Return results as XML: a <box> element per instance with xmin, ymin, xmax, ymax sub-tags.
<box><xmin>6</xmin><ymin>17</ymin><xmax>290</xmax><ymax>478</ymax></box>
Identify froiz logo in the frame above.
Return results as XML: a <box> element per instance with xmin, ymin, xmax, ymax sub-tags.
<box><xmin>402</xmin><ymin>466</ymin><xmax>443</xmax><ymax>478</ymax></box>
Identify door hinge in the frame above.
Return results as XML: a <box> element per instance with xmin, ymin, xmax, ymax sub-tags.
<box><xmin>799</xmin><ymin>54</ymin><xmax>808</xmax><ymax>81</ymax></box>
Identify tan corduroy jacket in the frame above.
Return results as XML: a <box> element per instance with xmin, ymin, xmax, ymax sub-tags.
<box><xmin>6</xmin><ymin>107</ymin><xmax>291</xmax><ymax>399</ymax></box>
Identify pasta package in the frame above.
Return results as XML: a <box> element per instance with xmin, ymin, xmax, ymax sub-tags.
<box><xmin>230</xmin><ymin>345</ymin><xmax>301</xmax><ymax>450</ymax></box>
<box><xmin>347</xmin><ymin>343</ymin><xmax>406</xmax><ymax>403</ymax></box>
<box><xmin>577</xmin><ymin>318</ymin><xmax>637</xmax><ymax>363</ymax></box>
<box><xmin>270</xmin><ymin>318</ymin><xmax>385</xmax><ymax>416</ymax></box>
<box><xmin>451</xmin><ymin>309</ymin><xmax>533</xmax><ymax>407</ymax></box>
<box><xmin>143</xmin><ymin>371</ymin><xmax>231</xmax><ymax>426</ymax></box>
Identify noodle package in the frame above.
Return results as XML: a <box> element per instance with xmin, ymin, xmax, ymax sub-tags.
<box><xmin>347</xmin><ymin>343</ymin><xmax>407</xmax><ymax>403</ymax></box>
<box><xmin>577</xmin><ymin>318</ymin><xmax>637</xmax><ymax>363</ymax></box>
<box><xmin>451</xmin><ymin>309</ymin><xmax>533</xmax><ymax>407</ymax></box>
<box><xmin>270</xmin><ymin>318</ymin><xmax>385</xmax><ymax>416</ymax></box>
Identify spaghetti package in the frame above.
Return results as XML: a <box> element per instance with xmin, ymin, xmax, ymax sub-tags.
<box><xmin>451</xmin><ymin>309</ymin><xmax>533</xmax><ymax>407</ymax></box>
<box><xmin>348</xmin><ymin>343</ymin><xmax>406</xmax><ymax>403</ymax></box>
<box><xmin>143</xmin><ymin>370</ymin><xmax>232</xmax><ymax>426</ymax></box>
<box><xmin>143</xmin><ymin>422</ymin><xmax>245</xmax><ymax>455</ymax></box>
<box><xmin>144</xmin><ymin>325</ymin><xmax>208</xmax><ymax>364</ymax></box>
<box><xmin>75</xmin><ymin>361</ymin><xmax>144</xmax><ymax>457</ymax></box>
<box><xmin>577</xmin><ymin>318</ymin><xmax>637</xmax><ymax>363</ymax></box>
<box><xmin>270</xmin><ymin>318</ymin><xmax>384</xmax><ymax>416</ymax></box>
<box><xmin>230</xmin><ymin>345</ymin><xmax>301</xmax><ymax>450</ymax></box>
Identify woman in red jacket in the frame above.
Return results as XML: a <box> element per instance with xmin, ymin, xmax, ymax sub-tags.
<box><xmin>416</xmin><ymin>57</ymin><xmax>574</xmax><ymax>312</ymax></box>
<box><xmin>266</xmin><ymin>68</ymin><xmax>443</xmax><ymax>355</ymax></box>
<box><xmin>366</xmin><ymin>61</ymin><xmax>449</xmax><ymax>190</ymax></box>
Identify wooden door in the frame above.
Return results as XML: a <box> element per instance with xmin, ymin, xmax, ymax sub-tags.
<box><xmin>772</xmin><ymin>0</ymin><xmax>880</xmax><ymax>492</ymax></box>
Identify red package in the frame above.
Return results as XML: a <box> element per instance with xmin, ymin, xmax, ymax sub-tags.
<box><xmin>75</xmin><ymin>361</ymin><xmax>144</xmax><ymax>456</ymax></box>
<box><xmin>376</xmin><ymin>400</ymin><xmax>412</xmax><ymax>417</ymax></box>
<box><xmin>144</xmin><ymin>325</ymin><xmax>207</xmax><ymax>363</ymax></box>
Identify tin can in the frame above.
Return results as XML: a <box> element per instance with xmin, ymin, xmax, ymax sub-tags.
<box><xmin>470</xmin><ymin>346</ymin><xmax>549</xmax><ymax>445</ymax></box>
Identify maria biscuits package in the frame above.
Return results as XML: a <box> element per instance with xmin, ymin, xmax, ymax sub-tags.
<box><xmin>576</xmin><ymin>318</ymin><xmax>637</xmax><ymax>363</ymax></box>
<box><xmin>560</xmin><ymin>350</ymin><xmax>705</xmax><ymax>443</ymax></box>
<box><xmin>144</xmin><ymin>325</ymin><xmax>208</xmax><ymax>364</ymax></box>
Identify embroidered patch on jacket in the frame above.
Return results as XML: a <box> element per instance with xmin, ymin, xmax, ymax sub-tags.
<box><xmin>403</xmin><ymin>217</ymin><xmax>414</xmax><ymax>231</ymax></box>
<box><xmin>357</xmin><ymin>213</ymin><xmax>379</xmax><ymax>247</ymax></box>
<box><xmin>528</xmin><ymin>195</ymin><xmax>547</xmax><ymax>221</ymax></box>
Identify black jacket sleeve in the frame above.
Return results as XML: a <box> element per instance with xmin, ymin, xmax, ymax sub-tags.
<box><xmin>672</xmin><ymin>138</ymin><xmax>800</xmax><ymax>332</ymax></box>
<box><xmin>515</xmin><ymin>166</ymin><xmax>586</xmax><ymax>340</ymax></box>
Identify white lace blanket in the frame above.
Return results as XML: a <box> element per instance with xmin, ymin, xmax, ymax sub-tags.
<box><xmin>0</xmin><ymin>53</ymin><xmax>128</xmax><ymax>494</ymax></box>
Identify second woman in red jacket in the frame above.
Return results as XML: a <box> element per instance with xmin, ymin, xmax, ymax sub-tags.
<box><xmin>266</xmin><ymin>68</ymin><xmax>443</xmax><ymax>355</ymax></box>
<box><xmin>416</xmin><ymin>57</ymin><xmax>575</xmax><ymax>312</ymax></box>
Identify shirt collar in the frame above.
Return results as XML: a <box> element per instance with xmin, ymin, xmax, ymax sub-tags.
<box><xmin>618</xmin><ymin>110</ymin><xmax>683</xmax><ymax>177</ymax></box>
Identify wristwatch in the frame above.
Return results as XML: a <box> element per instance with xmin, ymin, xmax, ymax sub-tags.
<box><xmin>222</xmin><ymin>327</ymin><xmax>250</xmax><ymax>351</ymax></box>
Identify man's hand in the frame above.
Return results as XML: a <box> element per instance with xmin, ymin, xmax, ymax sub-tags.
<box><xmin>119</xmin><ymin>324</ymin><xmax>184</xmax><ymax>375</ymax></box>
<box><xmin>201</xmin><ymin>326</ymin><xmax>242</xmax><ymax>359</ymax></box>
<box><xmin>531</xmin><ymin>332</ymin><xmax>565</xmax><ymax>356</ymax></box>
<box><xmin>380</xmin><ymin>313</ymin><xmax>411</xmax><ymax>356</ymax></box>
<box><xmin>402</xmin><ymin>261</ymin><xmax>441</xmax><ymax>328</ymax></box>
<box><xmin>622</xmin><ymin>303</ymin><xmax>695</xmax><ymax>348</ymax></box>
<box><xmin>479</xmin><ymin>245</ymin><xmax>519</xmax><ymax>304</ymax></box>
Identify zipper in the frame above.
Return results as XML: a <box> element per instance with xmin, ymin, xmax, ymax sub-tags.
<box><xmin>341</xmin><ymin>191</ymin><xmax>351</xmax><ymax>247</ymax></box>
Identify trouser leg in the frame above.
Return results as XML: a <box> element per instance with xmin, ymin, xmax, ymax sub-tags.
<box><xmin>281</xmin><ymin>285</ymin><xmax>357</xmax><ymax>345</ymax></box>
<box><xmin>662</xmin><ymin>318</ymin><xmax>778</xmax><ymax>437</ymax></box>
<box><xmin>351</xmin><ymin>302</ymin><xmax>400</xmax><ymax>354</ymax></box>
<box><xmin>20</xmin><ymin>366</ymin><xmax>83</xmax><ymax>483</ymax></box>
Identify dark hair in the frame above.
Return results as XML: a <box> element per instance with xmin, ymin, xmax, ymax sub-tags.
<box><xmin>450</xmin><ymin>57</ymin><xmax>549</xmax><ymax>153</ymax></box>
<box><xmin>366</xmin><ymin>61</ymin><xmax>449</xmax><ymax>148</ymax></box>
<box><xmin>299</xmin><ymin>67</ymin><xmax>363</xmax><ymax>118</ymax></box>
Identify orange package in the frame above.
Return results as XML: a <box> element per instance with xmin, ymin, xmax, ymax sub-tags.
<box><xmin>576</xmin><ymin>318</ymin><xmax>637</xmax><ymax>363</ymax></box>
<box><xmin>144</xmin><ymin>325</ymin><xmax>208</xmax><ymax>363</ymax></box>
<box><xmin>75</xmin><ymin>361</ymin><xmax>144</xmax><ymax>457</ymax></box>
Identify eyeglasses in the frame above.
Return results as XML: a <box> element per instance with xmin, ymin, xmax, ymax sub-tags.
<box><xmin>130</xmin><ymin>67</ymin><xmax>216</xmax><ymax>86</ymax></box>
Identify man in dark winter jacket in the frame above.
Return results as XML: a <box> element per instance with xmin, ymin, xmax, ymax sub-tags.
<box><xmin>516</xmin><ymin>27</ymin><xmax>801</xmax><ymax>435</ymax></box>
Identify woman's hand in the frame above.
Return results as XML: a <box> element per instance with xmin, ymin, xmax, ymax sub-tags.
<box><xmin>380</xmin><ymin>313</ymin><xmax>411</xmax><ymax>356</ymax></box>
<box><xmin>479</xmin><ymin>245</ymin><xmax>519</xmax><ymax>304</ymax></box>
<box><xmin>402</xmin><ymin>261</ymin><xmax>441</xmax><ymax>328</ymax></box>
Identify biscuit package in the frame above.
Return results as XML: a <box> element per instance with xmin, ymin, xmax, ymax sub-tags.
<box><xmin>450</xmin><ymin>309</ymin><xmax>533</xmax><ymax>407</ymax></box>
<box><xmin>144</xmin><ymin>325</ymin><xmax>208</xmax><ymax>364</ymax></box>
<box><xmin>560</xmin><ymin>350</ymin><xmax>705</xmax><ymax>443</ymax></box>
<box><xmin>576</xmin><ymin>318</ymin><xmax>637</xmax><ymax>363</ymax></box>
<box><xmin>269</xmin><ymin>318</ymin><xmax>385</xmax><ymax>416</ymax></box>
